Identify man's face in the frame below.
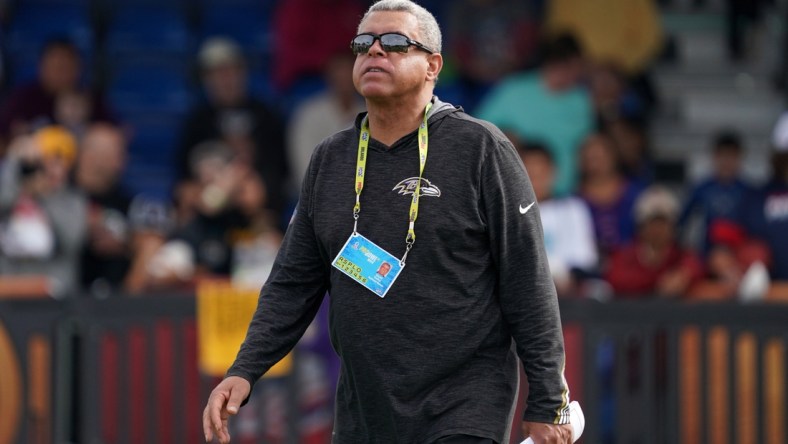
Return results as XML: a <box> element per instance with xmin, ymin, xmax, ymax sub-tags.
<box><xmin>580</xmin><ymin>135</ymin><xmax>617</xmax><ymax>177</ymax></box>
<box><xmin>204</xmin><ymin>62</ymin><xmax>247</xmax><ymax>107</ymax></box>
<box><xmin>713</xmin><ymin>147</ymin><xmax>741</xmax><ymax>181</ymax></box>
<box><xmin>39</xmin><ymin>47</ymin><xmax>80</xmax><ymax>93</ymax></box>
<box><xmin>326</xmin><ymin>53</ymin><xmax>358</xmax><ymax>100</ymax></box>
<box><xmin>544</xmin><ymin>57</ymin><xmax>584</xmax><ymax>92</ymax></box>
<box><xmin>640</xmin><ymin>216</ymin><xmax>675</xmax><ymax>248</ymax></box>
<box><xmin>521</xmin><ymin>151</ymin><xmax>554</xmax><ymax>202</ymax></box>
<box><xmin>79</xmin><ymin>127</ymin><xmax>126</xmax><ymax>188</ymax></box>
<box><xmin>352</xmin><ymin>11</ymin><xmax>433</xmax><ymax>100</ymax></box>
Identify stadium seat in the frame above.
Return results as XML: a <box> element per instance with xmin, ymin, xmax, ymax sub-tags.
<box><xmin>124</xmin><ymin>116</ymin><xmax>180</xmax><ymax>165</ymax></box>
<box><xmin>105</xmin><ymin>5</ymin><xmax>193</xmax><ymax>61</ymax></box>
<box><xmin>6</xmin><ymin>4</ymin><xmax>93</xmax><ymax>59</ymax></box>
<box><xmin>102</xmin><ymin>0</ymin><xmax>186</xmax><ymax>6</ymax></box>
<box><xmin>198</xmin><ymin>0</ymin><xmax>265</xmax><ymax>7</ymax></box>
<box><xmin>8</xmin><ymin>0</ymin><xmax>90</xmax><ymax>10</ymax></box>
<box><xmin>199</xmin><ymin>5</ymin><xmax>271</xmax><ymax>56</ymax></box>
<box><xmin>121</xmin><ymin>162</ymin><xmax>175</xmax><ymax>201</ymax></box>
<box><xmin>12</xmin><ymin>0</ymin><xmax>89</xmax><ymax>5</ymax></box>
<box><xmin>8</xmin><ymin>53</ymin><xmax>39</xmax><ymax>86</ymax></box>
<box><xmin>108</xmin><ymin>62</ymin><xmax>194</xmax><ymax>116</ymax></box>
<box><xmin>434</xmin><ymin>82</ymin><xmax>467</xmax><ymax>112</ymax></box>
<box><xmin>246</xmin><ymin>63</ymin><xmax>277</xmax><ymax>103</ymax></box>
<box><xmin>280</xmin><ymin>75</ymin><xmax>327</xmax><ymax>118</ymax></box>
<box><xmin>120</xmin><ymin>114</ymin><xmax>181</xmax><ymax>200</ymax></box>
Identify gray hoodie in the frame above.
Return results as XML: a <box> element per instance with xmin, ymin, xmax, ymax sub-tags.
<box><xmin>228</xmin><ymin>98</ymin><xmax>569</xmax><ymax>443</ymax></box>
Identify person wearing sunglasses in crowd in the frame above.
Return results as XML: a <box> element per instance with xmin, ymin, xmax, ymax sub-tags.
<box><xmin>203</xmin><ymin>1</ymin><xmax>572</xmax><ymax>443</ymax></box>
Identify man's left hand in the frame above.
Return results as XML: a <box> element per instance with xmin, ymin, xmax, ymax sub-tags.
<box><xmin>521</xmin><ymin>421</ymin><xmax>572</xmax><ymax>444</ymax></box>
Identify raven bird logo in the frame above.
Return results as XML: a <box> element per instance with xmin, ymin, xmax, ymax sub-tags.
<box><xmin>392</xmin><ymin>177</ymin><xmax>441</xmax><ymax>197</ymax></box>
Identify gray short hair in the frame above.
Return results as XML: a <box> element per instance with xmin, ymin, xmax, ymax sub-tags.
<box><xmin>359</xmin><ymin>0</ymin><xmax>442</xmax><ymax>54</ymax></box>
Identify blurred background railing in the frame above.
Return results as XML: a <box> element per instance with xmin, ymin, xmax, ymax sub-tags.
<box><xmin>1</xmin><ymin>295</ymin><xmax>786</xmax><ymax>444</ymax></box>
<box><xmin>559</xmin><ymin>299</ymin><xmax>787</xmax><ymax>444</ymax></box>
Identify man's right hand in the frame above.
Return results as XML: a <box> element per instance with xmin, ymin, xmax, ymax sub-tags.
<box><xmin>202</xmin><ymin>376</ymin><xmax>251</xmax><ymax>443</ymax></box>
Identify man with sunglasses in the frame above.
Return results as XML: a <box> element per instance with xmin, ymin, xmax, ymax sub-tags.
<box><xmin>204</xmin><ymin>1</ymin><xmax>572</xmax><ymax>443</ymax></box>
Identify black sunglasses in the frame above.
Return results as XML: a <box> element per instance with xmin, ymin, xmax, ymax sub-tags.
<box><xmin>350</xmin><ymin>32</ymin><xmax>435</xmax><ymax>55</ymax></box>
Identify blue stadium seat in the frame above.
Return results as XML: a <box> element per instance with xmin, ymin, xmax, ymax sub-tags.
<box><xmin>281</xmin><ymin>75</ymin><xmax>326</xmax><ymax>118</ymax></box>
<box><xmin>10</xmin><ymin>0</ymin><xmax>90</xmax><ymax>8</ymax></box>
<box><xmin>199</xmin><ymin>5</ymin><xmax>271</xmax><ymax>56</ymax></box>
<box><xmin>103</xmin><ymin>0</ymin><xmax>186</xmax><ymax>6</ymax></box>
<box><xmin>197</xmin><ymin>0</ymin><xmax>274</xmax><ymax>22</ymax></box>
<box><xmin>198</xmin><ymin>0</ymin><xmax>266</xmax><ymax>7</ymax></box>
<box><xmin>8</xmin><ymin>53</ymin><xmax>39</xmax><ymax>86</ymax></box>
<box><xmin>125</xmin><ymin>116</ymin><xmax>180</xmax><ymax>165</ymax></box>
<box><xmin>120</xmin><ymin>114</ymin><xmax>181</xmax><ymax>200</ymax></box>
<box><xmin>434</xmin><ymin>82</ymin><xmax>467</xmax><ymax>112</ymax></box>
<box><xmin>105</xmin><ymin>5</ymin><xmax>193</xmax><ymax>60</ymax></box>
<box><xmin>247</xmin><ymin>64</ymin><xmax>277</xmax><ymax>103</ymax></box>
<box><xmin>121</xmin><ymin>162</ymin><xmax>175</xmax><ymax>201</ymax></box>
<box><xmin>6</xmin><ymin>4</ymin><xmax>93</xmax><ymax>59</ymax></box>
<box><xmin>416</xmin><ymin>0</ymin><xmax>449</xmax><ymax>25</ymax></box>
<box><xmin>108</xmin><ymin>62</ymin><xmax>194</xmax><ymax>116</ymax></box>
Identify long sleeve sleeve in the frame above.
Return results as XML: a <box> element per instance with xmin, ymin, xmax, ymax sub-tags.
<box><xmin>226</xmin><ymin>152</ymin><xmax>329</xmax><ymax>391</ymax></box>
<box><xmin>480</xmin><ymin>141</ymin><xmax>570</xmax><ymax>424</ymax></box>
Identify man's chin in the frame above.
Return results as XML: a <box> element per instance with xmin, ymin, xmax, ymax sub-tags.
<box><xmin>358</xmin><ymin>85</ymin><xmax>392</xmax><ymax>100</ymax></box>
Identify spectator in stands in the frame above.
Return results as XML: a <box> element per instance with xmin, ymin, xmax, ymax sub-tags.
<box><xmin>287</xmin><ymin>52</ymin><xmax>364</xmax><ymax>191</ymax></box>
<box><xmin>73</xmin><ymin>124</ymin><xmax>171</xmax><ymax>297</ymax></box>
<box><xmin>726</xmin><ymin>0</ymin><xmax>768</xmax><ymax>61</ymax></box>
<box><xmin>477</xmin><ymin>33</ymin><xmax>593</xmax><ymax>196</ymax></box>
<box><xmin>176</xmin><ymin>38</ymin><xmax>289</xmax><ymax>223</ymax></box>
<box><xmin>735</xmin><ymin>113</ymin><xmax>788</xmax><ymax>284</ymax></box>
<box><xmin>606</xmin><ymin>186</ymin><xmax>704</xmax><ymax>298</ymax></box>
<box><xmin>687</xmin><ymin>220</ymin><xmax>771</xmax><ymax>300</ymax></box>
<box><xmin>590</xmin><ymin>63</ymin><xmax>649</xmax><ymax>125</ymax></box>
<box><xmin>547</xmin><ymin>0</ymin><xmax>663</xmax><ymax>110</ymax></box>
<box><xmin>272</xmin><ymin>0</ymin><xmax>365</xmax><ymax>91</ymax></box>
<box><xmin>0</xmin><ymin>126</ymin><xmax>87</xmax><ymax>297</ymax></box>
<box><xmin>55</xmin><ymin>89</ymin><xmax>92</xmax><ymax>140</ymax></box>
<box><xmin>518</xmin><ymin>140</ymin><xmax>598</xmax><ymax>296</ymax></box>
<box><xmin>679</xmin><ymin>130</ymin><xmax>751</xmax><ymax>254</ymax></box>
<box><xmin>604</xmin><ymin>116</ymin><xmax>654</xmax><ymax>185</ymax></box>
<box><xmin>447</xmin><ymin>0</ymin><xmax>544</xmax><ymax>111</ymax></box>
<box><xmin>577</xmin><ymin>133</ymin><xmax>644</xmax><ymax>259</ymax></box>
<box><xmin>149</xmin><ymin>141</ymin><xmax>281</xmax><ymax>289</ymax></box>
<box><xmin>0</xmin><ymin>38</ymin><xmax>113</xmax><ymax>155</ymax></box>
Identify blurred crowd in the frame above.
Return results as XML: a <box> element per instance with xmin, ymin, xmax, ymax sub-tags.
<box><xmin>0</xmin><ymin>0</ymin><xmax>787</xmax><ymax>303</ymax></box>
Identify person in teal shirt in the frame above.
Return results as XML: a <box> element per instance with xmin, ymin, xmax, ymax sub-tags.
<box><xmin>477</xmin><ymin>34</ymin><xmax>593</xmax><ymax>196</ymax></box>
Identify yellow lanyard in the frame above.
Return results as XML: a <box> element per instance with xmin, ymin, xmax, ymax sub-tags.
<box><xmin>354</xmin><ymin>103</ymin><xmax>432</xmax><ymax>265</ymax></box>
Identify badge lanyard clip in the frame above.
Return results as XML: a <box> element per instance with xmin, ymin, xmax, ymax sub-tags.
<box><xmin>354</xmin><ymin>102</ymin><xmax>432</xmax><ymax>266</ymax></box>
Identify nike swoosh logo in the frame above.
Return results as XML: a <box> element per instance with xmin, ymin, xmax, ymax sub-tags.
<box><xmin>519</xmin><ymin>202</ymin><xmax>535</xmax><ymax>214</ymax></box>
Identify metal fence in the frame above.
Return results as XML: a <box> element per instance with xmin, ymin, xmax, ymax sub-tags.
<box><xmin>559</xmin><ymin>299</ymin><xmax>787</xmax><ymax>444</ymax></box>
<box><xmin>0</xmin><ymin>294</ymin><xmax>306</xmax><ymax>444</ymax></box>
<box><xmin>0</xmin><ymin>299</ymin><xmax>64</xmax><ymax>444</ymax></box>
<box><xmin>0</xmin><ymin>296</ymin><xmax>786</xmax><ymax>444</ymax></box>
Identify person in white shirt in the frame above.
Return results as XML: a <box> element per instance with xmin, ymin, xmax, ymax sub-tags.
<box><xmin>287</xmin><ymin>52</ymin><xmax>366</xmax><ymax>191</ymax></box>
<box><xmin>518</xmin><ymin>141</ymin><xmax>598</xmax><ymax>295</ymax></box>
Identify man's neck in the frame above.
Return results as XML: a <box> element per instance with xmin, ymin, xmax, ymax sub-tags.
<box><xmin>365</xmin><ymin>91</ymin><xmax>433</xmax><ymax>147</ymax></box>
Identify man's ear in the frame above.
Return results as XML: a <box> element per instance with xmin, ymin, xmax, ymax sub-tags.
<box><xmin>425</xmin><ymin>53</ymin><xmax>443</xmax><ymax>83</ymax></box>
